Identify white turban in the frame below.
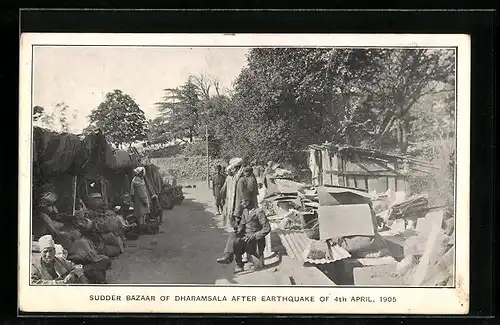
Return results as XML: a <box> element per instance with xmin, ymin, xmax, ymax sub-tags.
<box><xmin>228</xmin><ymin>157</ymin><xmax>243</xmax><ymax>169</ymax></box>
<box><xmin>39</xmin><ymin>235</ymin><xmax>55</xmax><ymax>251</ymax></box>
<box><xmin>134</xmin><ymin>167</ymin><xmax>146</xmax><ymax>175</ymax></box>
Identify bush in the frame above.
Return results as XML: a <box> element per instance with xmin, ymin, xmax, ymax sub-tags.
<box><xmin>408</xmin><ymin>138</ymin><xmax>455</xmax><ymax>208</ymax></box>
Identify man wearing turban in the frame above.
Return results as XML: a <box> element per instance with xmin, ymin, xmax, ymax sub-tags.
<box><xmin>130</xmin><ymin>167</ymin><xmax>150</xmax><ymax>232</ymax></box>
<box><xmin>31</xmin><ymin>235</ymin><xmax>88</xmax><ymax>284</ymax></box>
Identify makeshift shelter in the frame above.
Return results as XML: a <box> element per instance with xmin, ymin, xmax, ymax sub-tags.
<box><xmin>32</xmin><ymin>127</ymin><xmax>144</xmax><ymax>216</ymax></box>
<box><xmin>307</xmin><ymin>143</ymin><xmax>435</xmax><ymax>196</ymax></box>
<box><xmin>100</xmin><ymin>149</ymin><xmax>141</xmax><ymax>207</ymax></box>
<box><xmin>32</xmin><ymin>127</ymin><xmax>113</xmax><ymax>214</ymax></box>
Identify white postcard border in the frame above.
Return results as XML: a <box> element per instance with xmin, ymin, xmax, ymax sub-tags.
<box><xmin>18</xmin><ymin>33</ymin><xmax>470</xmax><ymax>314</ymax></box>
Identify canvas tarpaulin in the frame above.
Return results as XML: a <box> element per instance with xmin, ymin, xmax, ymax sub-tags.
<box><xmin>112</xmin><ymin>150</ymin><xmax>140</xmax><ymax>170</ymax></box>
<box><xmin>143</xmin><ymin>164</ymin><xmax>162</xmax><ymax>197</ymax></box>
<box><xmin>101</xmin><ymin>140</ymin><xmax>117</xmax><ymax>171</ymax></box>
<box><xmin>33</xmin><ymin>127</ymin><xmax>115</xmax><ymax>179</ymax></box>
<box><xmin>33</xmin><ymin>127</ymin><xmax>83</xmax><ymax>178</ymax></box>
<box><xmin>74</xmin><ymin>130</ymin><xmax>114</xmax><ymax>177</ymax></box>
<box><xmin>146</xmin><ymin>165</ymin><xmax>163</xmax><ymax>194</ymax></box>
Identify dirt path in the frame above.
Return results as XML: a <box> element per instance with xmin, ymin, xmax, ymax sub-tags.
<box><xmin>107</xmin><ymin>184</ymin><xmax>235</xmax><ymax>284</ymax></box>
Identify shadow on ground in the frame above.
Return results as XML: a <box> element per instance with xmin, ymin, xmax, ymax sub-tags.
<box><xmin>316</xmin><ymin>261</ymin><xmax>360</xmax><ymax>285</ymax></box>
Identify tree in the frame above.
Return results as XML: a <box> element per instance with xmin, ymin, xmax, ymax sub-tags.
<box><xmin>86</xmin><ymin>89</ymin><xmax>148</xmax><ymax>148</ymax></box>
<box><xmin>155</xmin><ymin>77</ymin><xmax>202</xmax><ymax>143</ymax></box>
<box><xmin>367</xmin><ymin>49</ymin><xmax>455</xmax><ymax>153</ymax></box>
<box><xmin>229</xmin><ymin>47</ymin><xmax>455</xmax><ymax>162</ymax></box>
<box><xmin>147</xmin><ymin>117</ymin><xmax>172</xmax><ymax>145</ymax></box>
<box><xmin>33</xmin><ymin>102</ymin><xmax>78</xmax><ymax>133</ymax></box>
<box><xmin>54</xmin><ymin>102</ymin><xmax>70</xmax><ymax>132</ymax></box>
<box><xmin>153</xmin><ymin>74</ymin><xmax>226</xmax><ymax>146</ymax></box>
<box><xmin>33</xmin><ymin>105</ymin><xmax>55</xmax><ymax>129</ymax></box>
<box><xmin>148</xmin><ymin>47</ymin><xmax>455</xmax><ymax>178</ymax></box>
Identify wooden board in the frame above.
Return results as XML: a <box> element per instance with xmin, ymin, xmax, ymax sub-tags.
<box><xmin>412</xmin><ymin>224</ymin><xmax>441</xmax><ymax>285</ymax></box>
<box><xmin>318</xmin><ymin>204</ymin><xmax>375</xmax><ymax>240</ymax></box>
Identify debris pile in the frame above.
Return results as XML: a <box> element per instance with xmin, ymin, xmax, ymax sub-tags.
<box><xmin>158</xmin><ymin>185</ymin><xmax>185</xmax><ymax>210</ymax></box>
<box><xmin>371</xmin><ymin>190</ymin><xmax>455</xmax><ymax>287</ymax></box>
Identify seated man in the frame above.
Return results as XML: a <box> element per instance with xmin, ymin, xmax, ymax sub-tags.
<box><xmin>31</xmin><ymin>235</ymin><xmax>88</xmax><ymax>284</ymax></box>
<box><xmin>216</xmin><ymin>210</ymin><xmax>244</xmax><ymax>265</ymax></box>
<box><xmin>233</xmin><ymin>199</ymin><xmax>271</xmax><ymax>273</ymax></box>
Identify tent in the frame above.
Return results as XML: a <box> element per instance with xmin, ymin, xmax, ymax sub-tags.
<box><xmin>32</xmin><ymin>127</ymin><xmax>141</xmax><ymax>214</ymax></box>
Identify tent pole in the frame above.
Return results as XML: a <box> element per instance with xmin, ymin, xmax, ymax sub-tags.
<box><xmin>206</xmin><ymin>124</ymin><xmax>210</xmax><ymax>188</ymax></box>
<box><xmin>72</xmin><ymin>175</ymin><xmax>77</xmax><ymax>215</ymax></box>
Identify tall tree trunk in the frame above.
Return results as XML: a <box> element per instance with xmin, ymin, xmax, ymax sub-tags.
<box><xmin>394</xmin><ymin>114</ymin><xmax>409</xmax><ymax>154</ymax></box>
<box><xmin>400</xmin><ymin>121</ymin><xmax>408</xmax><ymax>153</ymax></box>
<box><xmin>395</xmin><ymin>98</ymin><xmax>409</xmax><ymax>154</ymax></box>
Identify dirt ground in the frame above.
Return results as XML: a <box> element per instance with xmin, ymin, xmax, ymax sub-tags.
<box><xmin>107</xmin><ymin>183</ymin><xmax>236</xmax><ymax>284</ymax></box>
<box><xmin>107</xmin><ymin>182</ymin><xmax>335</xmax><ymax>285</ymax></box>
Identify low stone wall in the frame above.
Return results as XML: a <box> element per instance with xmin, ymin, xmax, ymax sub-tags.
<box><xmin>151</xmin><ymin>156</ymin><xmax>226</xmax><ymax>182</ymax></box>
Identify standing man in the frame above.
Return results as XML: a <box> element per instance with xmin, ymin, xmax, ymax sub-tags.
<box><xmin>212</xmin><ymin>165</ymin><xmax>226</xmax><ymax>215</ymax></box>
<box><xmin>243</xmin><ymin>166</ymin><xmax>258</xmax><ymax>210</ymax></box>
<box><xmin>130</xmin><ymin>167</ymin><xmax>150</xmax><ymax>233</ymax></box>
<box><xmin>219</xmin><ymin>158</ymin><xmax>246</xmax><ymax>228</ymax></box>
<box><xmin>216</xmin><ymin>157</ymin><xmax>249</xmax><ymax>264</ymax></box>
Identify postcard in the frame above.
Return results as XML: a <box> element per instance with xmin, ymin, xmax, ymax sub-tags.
<box><xmin>19</xmin><ymin>33</ymin><xmax>470</xmax><ymax>314</ymax></box>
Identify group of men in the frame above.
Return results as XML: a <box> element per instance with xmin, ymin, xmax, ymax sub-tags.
<box><xmin>211</xmin><ymin>158</ymin><xmax>275</xmax><ymax>273</ymax></box>
<box><xmin>31</xmin><ymin>166</ymin><xmax>156</xmax><ymax>285</ymax></box>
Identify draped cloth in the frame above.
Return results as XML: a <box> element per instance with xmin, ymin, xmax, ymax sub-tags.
<box><xmin>221</xmin><ymin>167</ymin><xmax>245</xmax><ymax>227</ymax></box>
<box><xmin>130</xmin><ymin>176</ymin><xmax>150</xmax><ymax>218</ymax></box>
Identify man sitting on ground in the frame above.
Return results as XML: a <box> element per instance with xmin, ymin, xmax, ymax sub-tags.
<box><xmin>31</xmin><ymin>235</ymin><xmax>89</xmax><ymax>284</ymax></box>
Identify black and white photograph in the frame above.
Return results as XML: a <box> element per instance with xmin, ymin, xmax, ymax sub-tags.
<box><xmin>18</xmin><ymin>33</ymin><xmax>470</xmax><ymax>314</ymax></box>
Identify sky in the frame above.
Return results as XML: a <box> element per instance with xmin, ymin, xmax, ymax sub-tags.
<box><xmin>32</xmin><ymin>46</ymin><xmax>250</xmax><ymax>133</ymax></box>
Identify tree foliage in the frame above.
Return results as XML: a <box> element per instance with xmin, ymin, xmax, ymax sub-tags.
<box><xmin>218</xmin><ymin>47</ymin><xmax>455</xmax><ymax>165</ymax></box>
<box><xmin>155</xmin><ymin>77</ymin><xmax>203</xmax><ymax>143</ymax></box>
<box><xmin>85</xmin><ymin>89</ymin><xmax>148</xmax><ymax>148</ymax></box>
<box><xmin>150</xmin><ymin>48</ymin><xmax>455</xmax><ymax>174</ymax></box>
<box><xmin>33</xmin><ymin>102</ymin><xmax>77</xmax><ymax>133</ymax></box>
<box><xmin>153</xmin><ymin>74</ymin><xmax>229</xmax><ymax>156</ymax></box>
